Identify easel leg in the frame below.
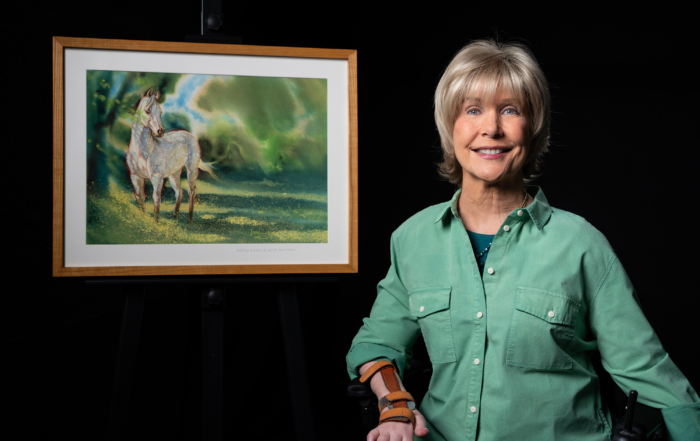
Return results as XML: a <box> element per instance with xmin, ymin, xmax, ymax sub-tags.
<box><xmin>106</xmin><ymin>284</ymin><xmax>146</xmax><ymax>441</ymax></box>
<box><xmin>202</xmin><ymin>288</ymin><xmax>224</xmax><ymax>441</ymax></box>
<box><xmin>278</xmin><ymin>283</ymin><xmax>315</xmax><ymax>441</ymax></box>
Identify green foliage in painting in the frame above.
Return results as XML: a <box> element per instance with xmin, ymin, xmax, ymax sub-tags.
<box><xmin>195</xmin><ymin>76</ymin><xmax>327</xmax><ymax>174</ymax></box>
<box><xmin>162</xmin><ymin>112</ymin><xmax>192</xmax><ymax>132</ymax></box>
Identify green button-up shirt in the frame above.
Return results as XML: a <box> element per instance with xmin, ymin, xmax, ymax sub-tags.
<box><xmin>347</xmin><ymin>187</ymin><xmax>699</xmax><ymax>441</ymax></box>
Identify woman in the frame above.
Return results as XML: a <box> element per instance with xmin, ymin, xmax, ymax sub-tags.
<box><xmin>346</xmin><ymin>40</ymin><xmax>699</xmax><ymax>441</ymax></box>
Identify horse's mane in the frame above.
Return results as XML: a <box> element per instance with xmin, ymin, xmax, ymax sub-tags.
<box><xmin>129</xmin><ymin>97</ymin><xmax>143</xmax><ymax>115</ymax></box>
<box><xmin>129</xmin><ymin>94</ymin><xmax>157</xmax><ymax>115</ymax></box>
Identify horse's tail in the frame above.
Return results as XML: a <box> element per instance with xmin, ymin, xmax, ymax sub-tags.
<box><xmin>198</xmin><ymin>161</ymin><xmax>218</xmax><ymax>179</ymax></box>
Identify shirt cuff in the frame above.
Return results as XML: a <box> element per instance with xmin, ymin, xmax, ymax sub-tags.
<box><xmin>346</xmin><ymin>343</ymin><xmax>411</xmax><ymax>380</ymax></box>
<box><xmin>661</xmin><ymin>402</ymin><xmax>700</xmax><ymax>440</ymax></box>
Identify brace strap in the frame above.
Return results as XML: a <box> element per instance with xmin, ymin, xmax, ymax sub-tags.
<box><xmin>378</xmin><ymin>391</ymin><xmax>416</xmax><ymax>412</ymax></box>
<box><xmin>379</xmin><ymin>408</ymin><xmax>416</xmax><ymax>429</ymax></box>
<box><xmin>359</xmin><ymin>360</ymin><xmax>395</xmax><ymax>383</ymax></box>
<box><xmin>359</xmin><ymin>361</ymin><xmax>402</xmax><ymax>397</ymax></box>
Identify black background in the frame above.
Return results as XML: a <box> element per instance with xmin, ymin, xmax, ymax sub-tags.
<box><xmin>4</xmin><ymin>3</ymin><xmax>698</xmax><ymax>440</ymax></box>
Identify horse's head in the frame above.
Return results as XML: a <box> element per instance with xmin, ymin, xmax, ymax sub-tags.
<box><xmin>136</xmin><ymin>87</ymin><xmax>165</xmax><ymax>137</ymax></box>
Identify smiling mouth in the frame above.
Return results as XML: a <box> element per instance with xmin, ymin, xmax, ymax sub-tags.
<box><xmin>473</xmin><ymin>148</ymin><xmax>512</xmax><ymax>154</ymax></box>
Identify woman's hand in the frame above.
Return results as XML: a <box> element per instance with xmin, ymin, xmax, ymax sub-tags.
<box><xmin>367</xmin><ymin>409</ymin><xmax>430</xmax><ymax>440</ymax></box>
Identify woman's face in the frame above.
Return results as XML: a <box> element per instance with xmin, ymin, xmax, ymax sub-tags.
<box><xmin>453</xmin><ymin>89</ymin><xmax>529</xmax><ymax>187</ymax></box>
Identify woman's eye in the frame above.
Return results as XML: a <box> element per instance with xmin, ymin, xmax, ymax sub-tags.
<box><xmin>503</xmin><ymin>107</ymin><xmax>518</xmax><ymax>115</ymax></box>
<box><xmin>466</xmin><ymin>108</ymin><xmax>480</xmax><ymax>115</ymax></box>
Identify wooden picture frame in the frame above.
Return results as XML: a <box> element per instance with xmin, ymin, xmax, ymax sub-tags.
<box><xmin>53</xmin><ymin>37</ymin><xmax>358</xmax><ymax>276</ymax></box>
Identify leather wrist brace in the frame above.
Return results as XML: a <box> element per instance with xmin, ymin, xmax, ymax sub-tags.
<box><xmin>359</xmin><ymin>360</ymin><xmax>416</xmax><ymax>428</ymax></box>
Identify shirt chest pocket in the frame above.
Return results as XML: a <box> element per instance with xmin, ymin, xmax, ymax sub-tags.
<box><xmin>506</xmin><ymin>287</ymin><xmax>581</xmax><ymax>370</ymax></box>
<box><xmin>409</xmin><ymin>286</ymin><xmax>456</xmax><ymax>364</ymax></box>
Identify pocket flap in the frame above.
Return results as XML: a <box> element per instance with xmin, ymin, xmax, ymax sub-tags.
<box><xmin>515</xmin><ymin>287</ymin><xmax>580</xmax><ymax>326</ymax></box>
<box><xmin>409</xmin><ymin>286</ymin><xmax>451</xmax><ymax>318</ymax></box>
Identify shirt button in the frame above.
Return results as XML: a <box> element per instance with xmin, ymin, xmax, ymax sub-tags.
<box><xmin>503</xmin><ymin>225</ymin><xmax>510</xmax><ymax>232</ymax></box>
<box><xmin>487</xmin><ymin>268</ymin><xmax>495</xmax><ymax>275</ymax></box>
<box><xmin>477</xmin><ymin>311</ymin><xmax>483</xmax><ymax>318</ymax></box>
<box><xmin>420</xmin><ymin>306</ymin><xmax>425</xmax><ymax>312</ymax></box>
<box><xmin>470</xmin><ymin>406</ymin><xmax>477</xmax><ymax>413</ymax></box>
<box><xmin>517</xmin><ymin>210</ymin><xmax>523</xmax><ymax>216</ymax></box>
<box><xmin>474</xmin><ymin>358</ymin><xmax>480</xmax><ymax>365</ymax></box>
<box><xmin>548</xmin><ymin>311</ymin><xmax>555</xmax><ymax>318</ymax></box>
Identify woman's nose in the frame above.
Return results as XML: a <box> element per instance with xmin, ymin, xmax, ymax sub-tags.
<box><xmin>481</xmin><ymin>112</ymin><xmax>502</xmax><ymax>138</ymax></box>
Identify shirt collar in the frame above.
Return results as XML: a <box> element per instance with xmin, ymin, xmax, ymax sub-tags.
<box><xmin>434</xmin><ymin>186</ymin><xmax>553</xmax><ymax>230</ymax></box>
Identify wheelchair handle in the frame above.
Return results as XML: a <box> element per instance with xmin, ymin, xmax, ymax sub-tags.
<box><xmin>612</xmin><ymin>390</ymin><xmax>647</xmax><ymax>441</ymax></box>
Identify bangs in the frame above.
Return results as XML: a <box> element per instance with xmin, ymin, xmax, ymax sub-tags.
<box><xmin>455</xmin><ymin>62</ymin><xmax>528</xmax><ymax>113</ymax></box>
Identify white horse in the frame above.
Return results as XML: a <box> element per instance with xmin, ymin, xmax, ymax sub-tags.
<box><xmin>126</xmin><ymin>87</ymin><xmax>216</xmax><ymax>223</ymax></box>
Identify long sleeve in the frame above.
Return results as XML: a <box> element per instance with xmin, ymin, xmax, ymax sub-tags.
<box><xmin>589</xmin><ymin>256</ymin><xmax>700</xmax><ymax>439</ymax></box>
<box><xmin>346</xmin><ymin>232</ymin><xmax>421</xmax><ymax>380</ymax></box>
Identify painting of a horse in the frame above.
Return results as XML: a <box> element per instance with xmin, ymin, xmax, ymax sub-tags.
<box><xmin>126</xmin><ymin>87</ymin><xmax>216</xmax><ymax>222</ymax></box>
<box><xmin>86</xmin><ymin>71</ymin><xmax>329</xmax><ymax>245</ymax></box>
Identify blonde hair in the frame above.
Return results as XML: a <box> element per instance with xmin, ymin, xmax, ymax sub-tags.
<box><xmin>434</xmin><ymin>40</ymin><xmax>550</xmax><ymax>185</ymax></box>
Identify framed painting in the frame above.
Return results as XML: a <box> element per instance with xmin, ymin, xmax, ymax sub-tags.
<box><xmin>53</xmin><ymin>37</ymin><xmax>358</xmax><ymax>276</ymax></box>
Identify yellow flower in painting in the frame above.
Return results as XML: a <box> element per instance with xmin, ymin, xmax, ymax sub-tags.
<box><xmin>224</xmin><ymin>216</ymin><xmax>267</xmax><ymax>227</ymax></box>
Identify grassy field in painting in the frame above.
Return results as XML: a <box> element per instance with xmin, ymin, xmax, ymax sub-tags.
<box><xmin>86</xmin><ymin>172</ymin><xmax>328</xmax><ymax>245</ymax></box>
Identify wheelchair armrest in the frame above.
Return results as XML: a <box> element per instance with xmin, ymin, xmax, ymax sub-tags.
<box><xmin>347</xmin><ymin>377</ymin><xmax>379</xmax><ymax>434</ymax></box>
<box><xmin>347</xmin><ymin>377</ymin><xmax>376</xmax><ymax>401</ymax></box>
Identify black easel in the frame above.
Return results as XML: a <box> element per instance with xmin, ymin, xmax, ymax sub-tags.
<box><xmin>105</xmin><ymin>283</ymin><xmax>146</xmax><ymax>441</ymax></box>
<box><xmin>202</xmin><ymin>286</ymin><xmax>225</xmax><ymax>441</ymax></box>
<box><xmin>93</xmin><ymin>276</ymin><xmax>333</xmax><ymax>441</ymax></box>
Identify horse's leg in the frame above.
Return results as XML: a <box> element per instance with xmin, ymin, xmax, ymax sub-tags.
<box><xmin>169</xmin><ymin>171</ymin><xmax>183</xmax><ymax>219</ymax></box>
<box><xmin>151</xmin><ymin>174</ymin><xmax>164</xmax><ymax>223</ymax></box>
<box><xmin>186</xmin><ymin>168</ymin><xmax>199</xmax><ymax>223</ymax></box>
<box><xmin>130</xmin><ymin>174</ymin><xmax>146</xmax><ymax>213</ymax></box>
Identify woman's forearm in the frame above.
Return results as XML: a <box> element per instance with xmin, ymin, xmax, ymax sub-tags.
<box><xmin>359</xmin><ymin>360</ymin><xmax>407</xmax><ymax>400</ymax></box>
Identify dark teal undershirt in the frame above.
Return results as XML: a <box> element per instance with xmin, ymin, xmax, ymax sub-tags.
<box><xmin>467</xmin><ymin>230</ymin><xmax>495</xmax><ymax>277</ymax></box>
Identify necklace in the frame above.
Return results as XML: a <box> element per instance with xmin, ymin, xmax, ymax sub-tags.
<box><xmin>472</xmin><ymin>189</ymin><xmax>526</xmax><ymax>267</ymax></box>
<box><xmin>519</xmin><ymin>189</ymin><xmax>528</xmax><ymax>209</ymax></box>
<box><xmin>476</xmin><ymin>242</ymin><xmax>492</xmax><ymax>267</ymax></box>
